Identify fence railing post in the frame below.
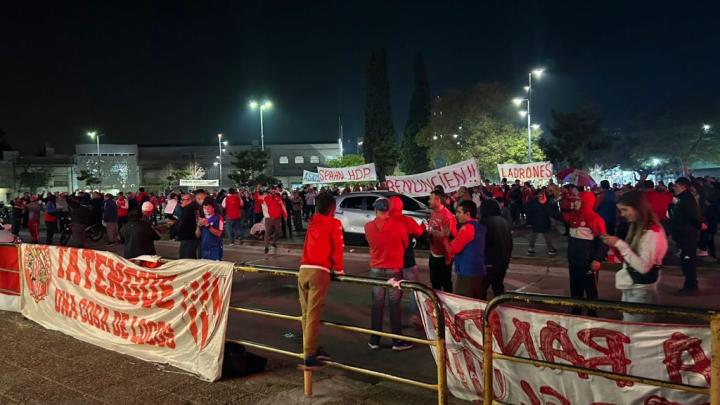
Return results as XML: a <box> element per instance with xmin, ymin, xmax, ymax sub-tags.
<box><xmin>482</xmin><ymin>316</ymin><xmax>494</xmax><ymax>405</ymax></box>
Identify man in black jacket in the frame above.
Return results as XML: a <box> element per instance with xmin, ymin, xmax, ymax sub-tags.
<box><xmin>177</xmin><ymin>193</ymin><xmax>198</xmax><ymax>258</ymax></box>
<box><xmin>119</xmin><ymin>209</ymin><xmax>160</xmax><ymax>258</ymax></box>
<box><xmin>67</xmin><ymin>194</ymin><xmax>92</xmax><ymax>248</ymax></box>
<box><xmin>480</xmin><ymin>199</ymin><xmax>513</xmax><ymax>299</ymax></box>
<box><xmin>671</xmin><ymin>177</ymin><xmax>703</xmax><ymax>295</ymax></box>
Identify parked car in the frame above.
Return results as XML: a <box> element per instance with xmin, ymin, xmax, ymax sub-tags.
<box><xmin>334</xmin><ymin>191</ymin><xmax>430</xmax><ymax>246</ymax></box>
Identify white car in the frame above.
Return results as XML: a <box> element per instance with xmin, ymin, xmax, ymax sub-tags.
<box><xmin>334</xmin><ymin>191</ymin><xmax>430</xmax><ymax>245</ymax></box>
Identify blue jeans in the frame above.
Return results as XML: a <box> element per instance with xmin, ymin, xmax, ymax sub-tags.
<box><xmin>621</xmin><ymin>288</ymin><xmax>657</xmax><ymax>322</ymax></box>
<box><xmin>402</xmin><ymin>266</ymin><xmax>419</xmax><ymax>317</ymax></box>
<box><xmin>370</xmin><ymin>268</ymin><xmax>403</xmax><ymax>345</ymax></box>
<box><xmin>226</xmin><ymin>219</ymin><xmax>243</xmax><ymax>242</ymax></box>
<box><xmin>201</xmin><ymin>246</ymin><xmax>223</xmax><ymax>261</ymax></box>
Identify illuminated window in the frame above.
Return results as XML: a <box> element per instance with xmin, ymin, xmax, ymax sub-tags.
<box><xmin>295</xmin><ymin>156</ymin><xmax>304</xmax><ymax>164</ymax></box>
<box><xmin>279</xmin><ymin>156</ymin><xmax>289</xmax><ymax>164</ymax></box>
<box><xmin>310</xmin><ymin>156</ymin><xmax>320</xmax><ymax>163</ymax></box>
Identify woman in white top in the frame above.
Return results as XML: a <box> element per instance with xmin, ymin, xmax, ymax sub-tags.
<box><xmin>601</xmin><ymin>191</ymin><xmax>668</xmax><ymax>322</ymax></box>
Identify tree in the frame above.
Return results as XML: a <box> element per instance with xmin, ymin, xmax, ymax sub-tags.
<box><xmin>185</xmin><ymin>162</ymin><xmax>206</xmax><ymax>180</ymax></box>
<box><xmin>165</xmin><ymin>168</ymin><xmax>190</xmax><ymax>190</ymax></box>
<box><xmin>416</xmin><ymin>82</ymin><xmax>544</xmax><ymax>178</ymax></box>
<box><xmin>400</xmin><ymin>53</ymin><xmax>431</xmax><ymax>174</ymax></box>
<box><xmin>0</xmin><ymin>128</ymin><xmax>12</xmax><ymax>152</ymax></box>
<box><xmin>17</xmin><ymin>167</ymin><xmax>52</xmax><ymax>193</ymax></box>
<box><xmin>325</xmin><ymin>153</ymin><xmax>365</xmax><ymax>168</ymax></box>
<box><xmin>227</xmin><ymin>149</ymin><xmax>277</xmax><ymax>186</ymax></box>
<box><xmin>539</xmin><ymin>106</ymin><xmax>604</xmax><ymax>169</ymax></box>
<box><xmin>364</xmin><ymin>49</ymin><xmax>399</xmax><ymax>180</ymax></box>
<box><xmin>77</xmin><ymin>169</ymin><xmax>101</xmax><ymax>190</ymax></box>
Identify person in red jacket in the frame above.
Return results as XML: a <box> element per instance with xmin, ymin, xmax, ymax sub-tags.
<box><xmin>262</xmin><ymin>186</ymin><xmax>287</xmax><ymax>254</ymax></box>
<box><xmin>116</xmin><ymin>192</ymin><xmax>128</xmax><ymax>229</ymax></box>
<box><xmin>222</xmin><ymin>188</ymin><xmax>244</xmax><ymax>244</ymax></box>
<box><xmin>298</xmin><ymin>192</ymin><xmax>344</xmax><ymax>369</ymax></box>
<box><xmin>388</xmin><ymin>196</ymin><xmax>425</xmax><ymax>329</ymax></box>
<box><xmin>428</xmin><ymin>190</ymin><xmax>457</xmax><ymax>292</ymax></box>
<box><xmin>365</xmin><ymin>198</ymin><xmax>413</xmax><ymax>352</ymax></box>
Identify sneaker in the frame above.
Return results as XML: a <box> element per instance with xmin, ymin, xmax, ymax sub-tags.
<box><xmin>314</xmin><ymin>347</ymin><xmax>332</xmax><ymax>362</ymax></box>
<box><xmin>697</xmin><ymin>249</ymin><xmax>709</xmax><ymax>257</ymax></box>
<box><xmin>676</xmin><ymin>287</ymin><xmax>700</xmax><ymax>296</ymax></box>
<box><xmin>367</xmin><ymin>342</ymin><xmax>381</xmax><ymax>350</ymax></box>
<box><xmin>392</xmin><ymin>341</ymin><xmax>415</xmax><ymax>352</ymax></box>
<box><xmin>547</xmin><ymin>249</ymin><xmax>558</xmax><ymax>256</ymax></box>
<box><xmin>527</xmin><ymin>248</ymin><xmax>536</xmax><ymax>254</ymax></box>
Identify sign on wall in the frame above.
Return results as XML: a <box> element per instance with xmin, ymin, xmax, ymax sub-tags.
<box><xmin>179</xmin><ymin>179</ymin><xmax>219</xmax><ymax>187</ymax></box>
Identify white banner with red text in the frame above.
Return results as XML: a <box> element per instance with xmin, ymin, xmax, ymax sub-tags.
<box><xmin>317</xmin><ymin>163</ymin><xmax>377</xmax><ymax>183</ymax></box>
<box><xmin>416</xmin><ymin>291</ymin><xmax>711</xmax><ymax>404</ymax></box>
<box><xmin>20</xmin><ymin>244</ymin><xmax>234</xmax><ymax>381</ymax></box>
<box><xmin>497</xmin><ymin>161</ymin><xmax>554</xmax><ymax>181</ymax></box>
<box><xmin>0</xmin><ymin>244</ymin><xmax>20</xmax><ymax>312</ymax></box>
<box><xmin>386</xmin><ymin>159</ymin><xmax>481</xmax><ymax>197</ymax></box>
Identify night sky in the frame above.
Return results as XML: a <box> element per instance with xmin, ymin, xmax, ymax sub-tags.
<box><xmin>2</xmin><ymin>1</ymin><xmax>719</xmax><ymax>155</ymax></box>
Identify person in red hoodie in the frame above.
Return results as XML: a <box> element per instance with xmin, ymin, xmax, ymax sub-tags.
<box><xmin>298</xmin><ymin>192</ymin><xmax>344</xmax><ymax>368</ymax></box>
<box><xmin>388</xmin><ymin>196</ymin><xmax>426</xmax><ymax>329</ymax></box>
<box><xmin>262</xmin><ymin>186</ymin><xmax>287</xmax><ymax>254</ymax></box>
<box><xmin>365</xmin><ymin>198</ymin><xmax>413</xmax><ymax>351</ymax></box>
<box><xmin>116</xmin><ymin>192</ymin><xmax>128</xmax><ymax>229</ymax></box>
<box><xmin>563</xmin><ymin>191</ymin><xmax>607</xmax><ymax>316</ymax></box>
<box><xmin>222</xmin><ymin>188</ymin><xmax>244</xmax><ymax>244</ymax></box>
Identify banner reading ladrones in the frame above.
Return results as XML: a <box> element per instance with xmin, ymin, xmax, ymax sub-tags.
<box><xmin>20</xmin><ymin>245</ymin><xmax>234</xmax><ymax>381</ymax></box>
<box><xmin>417</xmin><ymin>292</ymin><xmax>711</xmax><ymax>403</ymax></box>
<box><xmin>497</xmin><ymin>161</ymin><xmax>554</xmax><ymax>181</ymax></box>
<box><xmin>386</xmin><ymin>159</ymin><xmax>480</xmax><ymax>197</ymax></box>
<box><xmin>317</xmin><ymin>163</ymin><xmax>377</xmax><ymax>183</ymax></box>
<box><xmin>302</xmin><ymin>170</ymin><xmax>321</xmax><ymax>185</ymax></box>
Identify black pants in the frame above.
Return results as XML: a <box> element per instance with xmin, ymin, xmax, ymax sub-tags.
<box><xmin>281</xmin><ymin>216</ymin><xmax>292</xmax><ymax>238</ymax></box>
<box><xmin>179</xmin><ymin>239</ymin><xmax>197</xmax><ymax>259</ymax></box>
<box><xmin>45</xmin><ymin>221</ymin><xmax>57</xmax><ymax>244</ymax></box>
<box><xmin>429</xmin><ymin>255</ymin><xmax>453</xmax><ymax>292</ymax></box>
<box><xmin>568</xmin><ymin>263</ymin><xmax>598</xmax><ymax>316</ymax></box>
<box><xmin>678</xmin><ymin>238</ymin><xmax>698</xmax><ymax>290</ymax></box>
<box><xmin>480</xmin><ymin>265</ymin><xmax>507</xmax><ymax>300</ymax></box>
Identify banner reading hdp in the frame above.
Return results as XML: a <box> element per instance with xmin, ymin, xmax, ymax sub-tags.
<box><xmin>317</xmin><ymin>163</ymin><xmax>377</xmax><ymax>183</ymax></box>
<box><xmin>416</xmin><ymin>291</ymin><xmax>711</xmax><ymax>403</ymax></box>
<box><xmin>20</xmin><ymin>244</ymin><xmax>234</xmax><ymax>381</ymax></box>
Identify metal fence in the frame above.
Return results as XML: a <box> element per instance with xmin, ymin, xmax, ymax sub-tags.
<box><xmin>228</xmin><ymin>263</ymin><xmax>448</xmax><ymax>404</ymax></box>
<box><xmin>481</xmin><ymin>292</ymin><xmax>720</xmax><ymax>405</ymax></box>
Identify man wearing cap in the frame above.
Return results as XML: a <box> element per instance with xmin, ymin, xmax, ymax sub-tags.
<box><xmin>364</xmin><ymin>198</ymin><xmax>413</xmax><ymax>352</ymax></box>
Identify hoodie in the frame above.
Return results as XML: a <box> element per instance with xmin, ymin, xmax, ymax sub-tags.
<box><xmin>364</xmin><ymin>214</ymin><xmax>409</xmax><ymax>270</ymax></box>
<box><xmin>300</xmin><ymin>213</ymin><xmax>345</xmax><ymax>274</ymax></box>
<box><xmin>564</xmin><ymin>192</ymin><xmax>607</xmax><ymax>265</ymax></box>
<box><xmin>389</xmin><ymin>196</ymin><xmax>425</xmax><ymax>268</ymax></box>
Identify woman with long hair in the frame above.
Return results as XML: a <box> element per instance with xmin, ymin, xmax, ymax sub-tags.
<box><xmin>601</xmin><ymin>191</ymin><xmax>668</xmax><ymax>322</ymax></box>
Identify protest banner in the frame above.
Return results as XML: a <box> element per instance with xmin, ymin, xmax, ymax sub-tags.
<box><xmin>386</xmin><ymin>159</ymin><xmax>481</xmax><ymax>197</ymax></box>
<box><xmin>416</xmin><ymin>291</ymin><xmax>711</xmax><ymax>403</ymax></box>
<box><xmin>0</xmin><ymin>245</ymin><xmax>20</xmax><ymax>312</ymax></box>
<box><xmin>20</xmin><ymin>244</ymin><xmax>234</xmax><ymax>381</ymax></box>
<box><xmin>317</xmin><ymin>163</ymin><xmax>377</xmax><ymax>183</ymax></box>
<box><xmin>302</xmin><ymin>170</ymin><xmax>321</xmax><ymax>184</ymax></box>
<box><xmin>179</xmin><ymin>179</ymin><xmax>219</xmax><ymax>187</ymax></box>
<box><xmin>497</xmin><ymin>161</ymin><xmax>554</xmax><ymax>181</ymax></box>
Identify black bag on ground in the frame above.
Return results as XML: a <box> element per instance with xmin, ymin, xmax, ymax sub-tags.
<box><xmin>222</xmin><ymin>341</ymin><xmax>267</xmax><ymax>377</ymax></box>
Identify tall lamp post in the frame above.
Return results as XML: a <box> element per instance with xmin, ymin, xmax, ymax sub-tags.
<box><xmin>215</xmin><ymin>133</ymin><xmax>228</xmax><ymax>189</ymax></box>
<box><xmin>512</xmin><ymin>68</ymin><xmax>545</xmax><ymax>162</ymax></box>
<box><xmin>87</xmin><ymin>131</ymin><xmax>101</xmax><ymax>190</ymax></box>
<box><xmin>249</xmin><ymin>100</ymin><xmax>273</xmax><ymax>151</ymax></box>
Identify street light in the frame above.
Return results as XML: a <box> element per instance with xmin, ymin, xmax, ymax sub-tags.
<box><xmin>249</xmin><ymin>100</ymin><xmax>273</xmax><ymax>151</ymax></box>
<box><xmin>703</xmin><ymin>124</ymin><xmax>711</xmax><ymax>132</ymax></box>
<box><xmin>512</xmin><ymin>97</ymin><xmax>524</xmax><ymax>107</ymax></box>
<box><xmin>518</xmin><ymin>67</ymin><xmax>546</xmax><ymax>162</ymax></box>
<box><xmin>216</xmin><ymin>133</ymin><xmax>227</xmax><ymax>189</ymax></box>
<box><xmin>518</xmin><ymin>110</ymin><xmax>528</xmax><ymax>118</ymax></box>
<box><xmin>531</xmin><ymin>123</ymin><xmax>541</xmax><ymax>130</ymax></box>
<box><xmin>87</xmin><ymin>131</ymin><xmax>101</xmax><ymax>191</ymax></box>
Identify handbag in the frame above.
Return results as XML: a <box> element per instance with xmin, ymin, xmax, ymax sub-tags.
<box><xmin>626</xmin><ymin>264</ymin><xmax>660</xmax><ymax>285</ymax></box>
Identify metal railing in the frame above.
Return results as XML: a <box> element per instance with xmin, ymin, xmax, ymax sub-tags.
<box><xmin>481</xmin><ymin>292</ymin><xmax>720</xmax><ymax>405</ymax></box>
<box><xmin>228</xmin><ymin>263</ymin><xmax>448</xmax><ymax>404</ymax></box>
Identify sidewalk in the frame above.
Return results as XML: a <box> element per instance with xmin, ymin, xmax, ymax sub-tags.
<box><xmin>0</xmin><ymin>311</ymin><xmax>461</xmax><ymax>405</ymax></box>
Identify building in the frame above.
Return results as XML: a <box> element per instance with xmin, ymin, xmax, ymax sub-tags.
<box><xmin>75</xmin><ymin>144</ymin><xmax>141</xmax><ymax>193</ymax></box>
<box><xmin>0</xmin><ymin>146</ymin><xmax>76</xmax><ymax>200</ymax></box>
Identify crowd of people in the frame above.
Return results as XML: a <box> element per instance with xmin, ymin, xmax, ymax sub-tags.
<box><xmin>3</xmin><ymin>173</ymin><xmax>719</xmax><ymax>367</ymax></box>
